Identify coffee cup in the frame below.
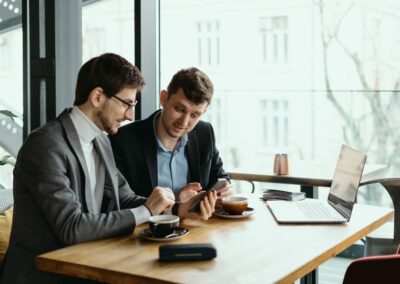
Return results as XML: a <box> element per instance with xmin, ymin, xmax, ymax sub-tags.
<box><xmin>221</xmin><ymin>196</ymin><xmax>248</xmax><ymax>215</ymax></box>
<box><xmin>149</xmin><ymin>215</ymin><xmax>180</xmax><ymax>238</ymax></box>
<box><xmin>273</xmin><ymin>153</ymin><xmax>290</xmax><ymax>175</ymax></box>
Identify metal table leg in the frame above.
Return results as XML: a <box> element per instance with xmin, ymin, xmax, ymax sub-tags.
<box><xmin>300</xmin><ymin>268</ymin><xmax>318</xmax><ymax>284</ymax></box>
<box><xmin>301</xmin><ymin>185</ymin><xmax>319</xmax><ymax>199</ymax></box>
<box><xmin>300</xmin><ymin>185</ymin><xmax>318</xmax><ymax>284</ymax></box>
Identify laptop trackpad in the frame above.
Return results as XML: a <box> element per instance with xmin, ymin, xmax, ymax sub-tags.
<box><xmin>267</xmin><ymin>200</ymin><xmax>347</xmax><ymax>223</ymax></box>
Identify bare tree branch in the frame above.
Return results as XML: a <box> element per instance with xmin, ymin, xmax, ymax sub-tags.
<box><xmin>317</xmin><ymin>0</ymin><xmax>363</xmax><ymax>147</ymax></box>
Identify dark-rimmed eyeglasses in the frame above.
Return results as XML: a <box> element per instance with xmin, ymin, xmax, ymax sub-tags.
<box><xmin>111</xmin><ymin>95</ymin><xmax>138</xmax><ymax>113</ymax></box>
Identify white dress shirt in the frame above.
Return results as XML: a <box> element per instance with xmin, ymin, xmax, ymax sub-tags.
<box><xmin>69</xmin><ymin>106</ymin><xmax>150</xmax><ymax>224</ymax></box>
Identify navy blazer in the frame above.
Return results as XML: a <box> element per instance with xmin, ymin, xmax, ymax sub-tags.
<box><xmin>109</xmin><ymin>110</ymin><xmax>229</xmax><ymax>197</ymax></box>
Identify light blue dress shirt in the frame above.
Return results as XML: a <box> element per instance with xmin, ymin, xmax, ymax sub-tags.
<box><xmin>153</xmin><ymin>113</ymin><xmax>190</xmax><ymax>195</ymax></box>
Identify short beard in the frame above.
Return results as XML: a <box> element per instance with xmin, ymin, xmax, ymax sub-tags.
<box><xmin>97</xmin><ymin>110</ymin><xmax>116</xmax><ymax>135</ymax></box>
<box><xmin>161</xmin><ymin>116</ymin><xmax>180</xmax><ymax>139</ymax></box>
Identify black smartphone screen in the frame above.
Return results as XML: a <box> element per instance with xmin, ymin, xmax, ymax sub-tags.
<box><xmin>188</xmin><ymin>179</ymin><xmax>227</xmax><ymax>212</ymax></box>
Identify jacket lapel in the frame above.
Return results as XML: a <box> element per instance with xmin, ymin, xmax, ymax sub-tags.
<box><xmin>186</xmin><ymin>130</ymin><xmax>200</xmax><ymax>182</ymax></box>
<box><xmin>58</xmin><ymin>109</ymin><xmax>94</xmax><ymax>213</ymax></box>
<box><xmin>94</xmin><ymin>136</ymin><xmax>120</xmax><ymax>210</ymax></box>
<box><xmin>143</xmin><ymin>112</ymin><xmax>159</xmax><ymax>189</ymax></box>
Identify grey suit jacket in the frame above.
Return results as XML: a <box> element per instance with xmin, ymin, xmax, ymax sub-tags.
<box><xmin>0</xmin><ymin>109</ymin><xmax>147</xmax><ymax>284</ymax></box>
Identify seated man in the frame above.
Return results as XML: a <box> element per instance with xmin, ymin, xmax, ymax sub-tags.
<box><xmin>109</xmin><ymin>67</ymin><xmax>230</xmax><ymax>202</ymax></box>
<box><xmin>0</xmin><ymin>54</ymin><xmax>216</xmax><ymax>284</ymax></box>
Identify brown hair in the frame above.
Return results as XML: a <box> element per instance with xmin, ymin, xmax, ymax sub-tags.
<box><xmin>167</xmin><ymin>67</ymin><xmax>214</xmax><ymax>105</ymax></box>
<box><xmin>74</xmin><ymin>53</ymin><xmax>145</xmax><ymax>105</ymax></box>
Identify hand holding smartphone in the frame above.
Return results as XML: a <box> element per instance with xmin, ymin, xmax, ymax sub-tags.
<box><xmin>188</xmin><ymin>178</ymin><xmax>228</xmax><ymax>212</ymax></box>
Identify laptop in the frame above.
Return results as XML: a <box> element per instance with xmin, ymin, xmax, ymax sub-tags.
<box><xmin>267</xmin><ymin>145</ymin><xmax>367</xmax><ymax>224</ymax></box>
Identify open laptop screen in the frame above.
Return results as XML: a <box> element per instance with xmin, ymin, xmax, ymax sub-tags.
<box><xmin>328</xmin><ymin>145</ymin><xmax>367</xmax><ymax>220</ymax></box>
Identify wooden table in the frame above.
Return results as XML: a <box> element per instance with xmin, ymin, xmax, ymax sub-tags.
<box><xmin>227</xmin><ymin>161</ymin><xmax>388</xmax><ymax>283</ymax></box>
<box><xmin>36</xmin><ymin>197</ymin><xmax>393</xmax><ymax>284</ymax></box>
<box><xmin>227</xmin><ymin>161</ymin><xmax>387</xmax><ymax>197</ymax></box>
<box><xmin>228</xmin><ymin>161</ymin><xmax>387</xmax><ymax>188</ymax></box>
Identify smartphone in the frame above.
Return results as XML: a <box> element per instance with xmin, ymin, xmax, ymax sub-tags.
<box><xmin>188</xmin><ymin>178</ymin><xmax>228</xmax><ymax>212</ymax></box>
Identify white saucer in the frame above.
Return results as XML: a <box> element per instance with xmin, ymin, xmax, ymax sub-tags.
<box><xmin>214</xmin><ymin>207</ymin><xmax>255</xmax><ymax>219</ymax></box>
<box><xmin>139</xmin><ymin>227</ymin><xmax>189</xmax><ymax>241</ymax></box>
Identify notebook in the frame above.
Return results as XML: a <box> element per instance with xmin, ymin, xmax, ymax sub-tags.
<box><xmin>267</xmin><ymin>145</ymin><xmax>367</xmax><ymax>224</ymax></box>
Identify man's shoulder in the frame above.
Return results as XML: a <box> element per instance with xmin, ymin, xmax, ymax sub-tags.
<box><xmin>26</xmin><ymin>118</ymin><xmax>64</xmax><ymax>144</ymax></box>
<box><xmin>16</xmin><ymin>118</ymin><xmax>67</xmax><ymax>168</ymax></box>
<box><xmin>113</xmin><ymin>119</ymin><xmax>147</xmax><ymax>140</ymax></box>
<box><xmin>193</xmin><ymin>120</ymin><xmax>212</xmax><ymax>133</ymax></box>
<box><xmin>26</xmin><ymin>108</ymin><xmax>72</xmax><ymax>143</ymax></box>
<box><xmin>189</xmin><ymin>120</ymin><xmax>215</xmax><ymax>146</ymax></box>
<box><xmin>112</xmin><ymin>110</ymin><xmax>158</xmax><ymax>139</ymax></box>
<box><xmin>120</xmin><ymin>118</ymin><xmax>147</xmax><ymax>131</ymax></box>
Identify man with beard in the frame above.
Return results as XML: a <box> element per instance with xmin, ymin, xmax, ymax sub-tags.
<box><xmin>109</xmin><ymin>67</ymin><xmax>230</xmax><ymax>203</ymax></box>
<box><xmin>0</xmin><ymin>54</ymin><xmax>217</xmax><ymax>284</ymax></box>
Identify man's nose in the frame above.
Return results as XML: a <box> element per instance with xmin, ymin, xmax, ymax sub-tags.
<box><xmin>125</xmin><ymin>107</ymin><xmax>135</xmax><ymax>121</ymax></box>
<box><xmin>179</xmin><ymin>113</ymin><xmax>190</xmax><ymax>126</ymax></box>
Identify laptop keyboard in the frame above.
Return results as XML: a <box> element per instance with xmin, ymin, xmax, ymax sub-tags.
<box><xmin>297</xmin><ymin>202</ymin><xmax>338</xmax><ymax>220</ymax></box>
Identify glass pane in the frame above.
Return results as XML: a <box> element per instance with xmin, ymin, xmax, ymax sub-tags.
<box><xmin>0</xmin><ymin>26</ymin><xmax>23</xmax><ymax>189</ymax></box>
<box><xmin>160</xmin><ymin>1</ymin><xmax>400</xmax><ymax>281</ymax></box>
<box><xmin>82</xmin><ymin>0</ymin><xmax>135</xmax><ymax>64</ymax></box>
<box><xmin>160</xmin><ymin>0</ymin><xmax>400</xmax><ymax>203</ymax></box>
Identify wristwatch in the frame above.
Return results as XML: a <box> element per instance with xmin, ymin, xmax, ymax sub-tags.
<box><xmin>172</xmin><ymin>202</ymin><xmax>181</xmax><ymax>216</ymax></box>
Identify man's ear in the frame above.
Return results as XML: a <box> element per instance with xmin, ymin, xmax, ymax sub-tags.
<box><xmin>89</xmin><ymin>87</ymin><xmax>105</xmax><ymax>108</ymax></box>
<box><xmin>160</xmin><ymin>90</ymin><xmax>168</xmax><ymax>108</ymax></box>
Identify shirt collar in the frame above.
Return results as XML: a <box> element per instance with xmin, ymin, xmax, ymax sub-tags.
<box><xmin>70</xmin><ymin>106</ymin><xmax>103</xmax><ymax>144</ymax></box>
<box><xmin>153</xmin><ymin>111</ymin><xmax>188</xmax><ymax>152</ymax></box>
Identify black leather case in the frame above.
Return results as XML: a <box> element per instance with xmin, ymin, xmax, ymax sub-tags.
<box><xmin>159</xmin><ymin>243</ymin><xmax>217</xmax><ymax>261</ymax></box>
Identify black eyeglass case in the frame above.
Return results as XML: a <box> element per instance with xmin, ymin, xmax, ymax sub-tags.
<box><xmin>159</xmin><ymin>243</ymin><xmax>217</xmax><ymax>261</ymax></box>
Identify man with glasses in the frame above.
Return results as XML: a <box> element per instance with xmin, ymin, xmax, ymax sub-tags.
<box><xmin>0</xmin><ymin>54</ymin><xmax>217</xmax><ymax>284</ymax></box>
<box><xmin>109</xmin><ymin>67</ymin><xmax>231</xmax><ymax>203</ymax></box>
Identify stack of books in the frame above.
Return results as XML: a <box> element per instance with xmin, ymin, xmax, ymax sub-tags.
<box><xmin>262</xmin><ymin>189</ymin><xmax>305</xmax><ymax>201</ymax></box>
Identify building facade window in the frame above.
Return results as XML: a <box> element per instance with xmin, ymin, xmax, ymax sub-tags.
<box><xmin>203</xmin><ymin>97</ymin><xmax>222</xmax><ymax>142</ymax></box>
<box><xmin>261</xmin><ymin>99</ymin><xmax>289</xmax><ymax>148</ymax></box>
<box><xmin>197</xmin><ymin>21</ymin><xmax>220</xmax><ymax>66</ymax></box>
<box><xmin>259</xmin><ymin>16</ymin><xmax>288</xmax><ymax>64</ymax></box>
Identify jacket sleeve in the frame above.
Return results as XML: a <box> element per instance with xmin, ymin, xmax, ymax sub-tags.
<box><xmin>14</xmin><ymin>132</ymin><xmax>137</xmax><ymax>246</ymax></box>
<box><xmin>207</xmin><ymin>123</ymin><xmax>230</xmax><ymax>187</ymax></box>
<box><xmin>117</xmin><ymin>169</ymin><xmax>148</xmax><ymax>209</ymax></box>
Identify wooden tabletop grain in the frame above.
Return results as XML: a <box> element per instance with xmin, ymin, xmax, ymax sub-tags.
<box><xmin>36</xmin><ymin>196</ymin><xmax>393</xmax><ymax>284</ymax></box>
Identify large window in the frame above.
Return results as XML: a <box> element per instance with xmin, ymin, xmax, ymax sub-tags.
<box><xmin>82</xmin><ymin>0</ymin><xmax>135</xmax><ymax>127</ymax></box>
<box><xmin>0</xmin><ymin>25</ymin><xmax>22</xmax><ymax>189</ymax></box>
<box><xmin>160</xmin><ymin>0</ymin><xmax>400</xmax><ymax>205</ymax></box>
<box><xmin>82</xmin><ymin>0</ymin><xmax>135</xmax><ymax>64</ymax></box>
<box><xmin>0</xmin><ymin>28</ymin><xmax>22</xmax><ymax>114</ymax></box>
<box><xmin>160</xmin><ymin>1</ymin><xmax>400</xmax><ymax>279</ymax></box>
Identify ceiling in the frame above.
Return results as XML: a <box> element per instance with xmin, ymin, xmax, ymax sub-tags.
<box><xmin>0</xmin><ymin>0</ymin><xmax>21</xmax><ymax>24</ymax></box>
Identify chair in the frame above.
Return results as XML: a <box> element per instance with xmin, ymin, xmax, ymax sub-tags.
<box><xmin>343</xmin><ymin>244</ymin><xmax>400</xmax><ymax>284</ymax></box>
<box><xmin>227</xmin><ymin>172</ymin><xmax>256</xmax><ymax>193</ymax></box>
<box><xmin>359</xmin><ymin>179</ymin><xmax>400</xmax><ymax>256</ymax></box>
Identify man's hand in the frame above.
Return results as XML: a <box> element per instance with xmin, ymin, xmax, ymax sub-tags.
<box><xmin>177</xmin><ymin>182</ymin><xmax>202</xmax><ymax>202</ymax></box>
<box><xmin>144</xmin><ymin>186</ymin><xmax>175</xmax><ymax>216</ymax></box>
<box><xmin>217</xmin><ymin>182</ymin><xmax>233</xmax><ymax>199</ymax></box>
<box><xmin>178</xmin><ymin>190</ymin><xmax>217</xmax><ymax>221</ymax></box>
